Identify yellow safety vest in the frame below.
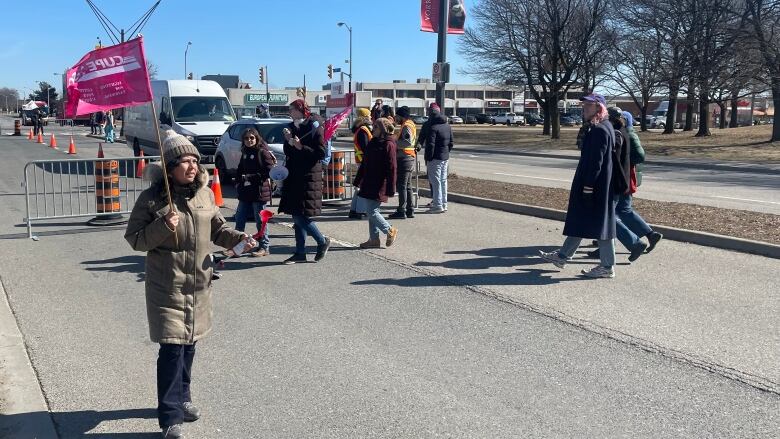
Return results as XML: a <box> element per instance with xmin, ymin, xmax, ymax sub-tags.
<box><xmin>353</xmin><ymin>125</ymin><xmax>372</xmax><ymax>163</ymax></box>
<box><xmin>400</xmin><ymin>120</ymin><xmax>417</xmax><ymax>157</ymax></box>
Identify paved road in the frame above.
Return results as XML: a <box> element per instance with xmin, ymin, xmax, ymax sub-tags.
<box><xmin>0</xmin><ymin>131</ymin><xmax>777</xmax><ymax>437</ymax></box>
<box><xmin>447</xmin><ymin>146</ymin><xmax>780</xmax><ymax>215</ymax></box>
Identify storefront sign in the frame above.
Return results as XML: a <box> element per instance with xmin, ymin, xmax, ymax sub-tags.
<box><xmin>486</xmin><ymin>100</ymin><xmax>510</xmax><ymax>108</ymax></box>
<box><xmin>244</xmin><ymin>93</ymin><xmax>288</xmax><ymax>105</ymax></box>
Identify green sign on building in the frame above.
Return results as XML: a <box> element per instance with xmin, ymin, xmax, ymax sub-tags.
<box><xmin>245</xmin><ymin>93</ymin><xmax>289</xmax><ymax>105</ymax></box>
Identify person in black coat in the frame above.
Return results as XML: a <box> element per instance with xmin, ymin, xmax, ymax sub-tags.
<box><xmin>278</xmin><ymin>99</ymin><xmax>330</xmax><ymax>264</ymax></box>
<box><xmin>539</xmin><ymin>93</ymin><xmax>617</xmax><ymax>278</ymax></box>
<box><xmin>234</xmin><ymin>127</ymin><xmax>276</xmax><ymax>256</ymax></box>
<box><xmin>423</xmin><ymin>104</ymin><xmax>453</xmax><ymax>213</ymax></box>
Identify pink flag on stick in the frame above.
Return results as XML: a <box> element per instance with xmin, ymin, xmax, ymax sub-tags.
<box><xmin>322</xmin><ymin>106</ymin><xmax>353</xmax><ymax>142</ymax></box>
<box><xmin>65</xmin><ymin>37</ymin><xmax>153</xmax><ymax>118</ymax></box>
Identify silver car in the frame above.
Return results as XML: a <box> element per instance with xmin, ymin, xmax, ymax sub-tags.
<box><xmin>215</xmin><ymin>118</ymin><xmax>290</xmax><ymax>182</ymax></box>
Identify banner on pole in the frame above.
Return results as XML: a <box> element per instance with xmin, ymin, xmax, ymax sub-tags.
<box><xmin>65</xmin><ymin>37</ymin><xmax>153</xmax><ymax>118</ymax></box>
<box><xmin>420</xmin><ymin>0</ymin><xmax>466</xmax><ymax>34</ymax></box>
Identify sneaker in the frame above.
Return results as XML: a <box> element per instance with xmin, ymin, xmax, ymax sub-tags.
<box><xmin>628</xmin><ymin>241</ymin><xmax>648</xmax><ymax>262</ymax></box>
<box><xmin>586</xmin><ymin>249</ymin><xmax>600</xmax><ymax>259</ymax></box>
<box><xmin>161</xmin><ymin>424</ymin><xmax>185</xmax><ymax>439</ymax></box>
<box><xmin>283</xmin><ymin>253</ymin><xmax>307</xmax><ymax>265</ymax></box>
<box><xmin>250</xmin><ymin>248</ymin><xmax>270</xmax><ymax>257</ymax></box>
<box><xmin>581</xmin><ymin>265</ymin><xmax>615</xmax><ymax>278</ymax></box>
<box><xmin>182</xmin><ymin>402</ymin><xmax>201</xmax><ymax>422</ymax></box>
<box><xmin>359</xmin><ymin>238</ymin><xmax>381</xmax><ymax>249</ymax></box>
<box><xmin>388</xmin><ymin>211</ymin><xmax>406</xmax><ymax>220</ymax></box>
<box><xmin>314</xmin><ymin>238</ymin><xmax>331</xmax><ymax>262</ymax></box>
<box><xmin>427</xmin><ymin>206</ymin><xmax>445</xmax><ymax>214</ymax></box>
<box><xmin>386</xmin><ymin>227</ymin><xmax>398</xmax><ymax>247</ymax></box>
<box><xmin>538</xmin><ymin>250</ymin><xmax>567</xmax><ymax>269</ymax></box>
<box><xmin>646</xmin><ymin>231</ymin><xmax>663</xmax><ymax>253</ymax></box>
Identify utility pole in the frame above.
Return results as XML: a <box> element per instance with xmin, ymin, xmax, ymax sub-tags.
<box><xmin>434</xmin><ymin>0</ymin><xmax>448</xmax><ymax>112</ymax></box>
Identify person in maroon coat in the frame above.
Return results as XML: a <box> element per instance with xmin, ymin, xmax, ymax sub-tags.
<box><xmin>353</xmin><ymin>117</ymin><xmax>398</xmax><ymax>249</ymax></box>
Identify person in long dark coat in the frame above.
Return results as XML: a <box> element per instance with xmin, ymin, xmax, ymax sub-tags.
<box><xmin>234</xmin><ymin>126</ymin><xmax>275</xmax><ymax>256</ymax></box>
<box><xmin>278</xmin><ymin>99</ymin><xmax>330</xmax><ymax>264</ymax></box>
<box><xmin>539</xmin><ymin>93</ymin><xmax>617</xmax><ymax>278</ymax></box>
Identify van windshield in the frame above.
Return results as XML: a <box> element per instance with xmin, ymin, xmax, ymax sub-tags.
<box><xmin>171</xmin><ymin>97</ymin><xmax>235</xmax><ymax>123</ymax></box>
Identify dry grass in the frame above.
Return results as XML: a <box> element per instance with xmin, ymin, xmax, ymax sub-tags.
<box><xmin>430</xmin><ymin>174</ymin><xmax>780</xmax><ymax>244</ymax></box>
<box><xmin>451</xmin><ymin>124</ymin><xmax>780</xmax><ymax>163</ymax></box>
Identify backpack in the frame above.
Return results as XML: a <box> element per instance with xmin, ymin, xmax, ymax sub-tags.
<box><xmin>611</xmin><ymin>129</ymin><xmax>630</xmax><ymax>195</ymax></box>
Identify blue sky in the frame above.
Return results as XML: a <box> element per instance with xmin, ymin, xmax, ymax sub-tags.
<box><xmin>1</xmin><ymin>0</ymin><xmax>477</xmax><ymax>96</ymax></box>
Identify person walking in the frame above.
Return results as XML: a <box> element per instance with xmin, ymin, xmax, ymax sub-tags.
<box><xmin>104</xmin><ymin>110</ymin><xmax>115</xmax><ymax>143</ymax></box>
<box><xmin>89</xmin><ymin>112</ymin><xmax>97</xmax><ymax>135</ymax></box>
<box><xmin>95</xmin><ymin>110</ymin><xmax>104</xmax><ymax>135</ymax></box>
<box><xmin>423</xmin><ymin>104</ymin><xmax>453</xmax><ymax>213</ymax></box>
<box><xmin>125</xmin><ymin>130</ymin><xmax>254</xmax><ymax>439</ymax></box>
<box><xmin>234</xmin><ymin>127</ymin><xmax>276</xmax><ymax>257</ymax></box>
<box><xmin>389</xmin><ymin>106</ymin><xmax>417</xmax><ymax>219</ymax></box>
<box><xmin>587</xmin><ymin>110</ymin><xmax>663</xmax><ymax>260</ymax></box>
<box><xmin>348</xmin><ymin>108</ymin><xmax>372</xmax><ymax>219</ymax></box>
<box><xmin>353</xmin><ymin>117</ymin><xmax>398</xmax><ymax>248</ymax></box>
<box><xmin>278</xmin><ymin>99</ymin><xmax>331</xmax><ymax>264</ymax></box>
<box><xmin>539</xmin><ymin>93</ymin><xmax>618</xmax><ymax>278</ymax></box>
<box><xmin>33</xmin><ymin>108</ymin><xmax>45</xmax><ymax>137</ymax></box>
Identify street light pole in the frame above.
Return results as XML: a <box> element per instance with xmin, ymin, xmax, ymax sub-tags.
<box><xmin>337</xmin><ymin>22</ymin><xmax>353</xmax><ymax>114</ymax></box>
<box><xmin>184</xmin><ymin>42</ymin><xmax>192</xmax><ymax>79</ymax></box>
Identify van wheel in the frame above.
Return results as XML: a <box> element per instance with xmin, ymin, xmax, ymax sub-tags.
<box><xmin>132</xmin><ymin>138</ymin><xmax>141</xmax><ymax>157</ymax></box>
<box><xmin>216</xmin><ymin>156</ymin><xmax>231</xmax><ymax>184</ymax></box>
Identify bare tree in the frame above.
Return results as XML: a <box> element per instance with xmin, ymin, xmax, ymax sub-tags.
<box><xmin>0</xmin><ymin>87</ymin><xmax>20</xmax><ymax>112</ymax></box>
<box><xmin>744</xmin><ymin>0</ymin><xmax>780</xmax><ymax>141</ymax></box>
<box><xmin>146</xmin><ymin>60</ymin><xmax>159</xmax><ymax>80</ymax></box>
<box><xmin>459</xmin><ymin>0</ymin><xmax>610</xmax><ymax>139</ymax></box>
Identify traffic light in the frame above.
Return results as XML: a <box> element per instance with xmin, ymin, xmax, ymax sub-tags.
<box><xmin>258</xmin><ymin>67</ymin><xmax>266</xmax><ymax>84</ymax></box>
<box><xmin>327</xmin><ymin>64</ymin><xmax>333</xmax><ymax>79</ymax></box>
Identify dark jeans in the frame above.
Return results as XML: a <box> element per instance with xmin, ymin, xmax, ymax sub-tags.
<box><xmin>615</xmin><ymin>194</ymin><xmax>653</xmax><ymax>250</ymax></box>
<box><xmin>157</xmin><ymin>343</ymin><xmax>196</xmax><ymax>428</ymax></box>
<box><xmin>291</xmin><ymin>214</ymin><xmax>326</xmax><ymax>254</ymax></box>
<box><xmin>34</xmin><ymin>123</ymin><xmax>44</xmax><ymax>136</ymax></box>
<box><xmin>235</xmin><ymin>200</ymin><xmax>269</xmax><ymax>249</ymax></box>
<box><xmin>396</xmin><ymin>157</ymin><xmax>415</xmax><ymax>214</ymax></box>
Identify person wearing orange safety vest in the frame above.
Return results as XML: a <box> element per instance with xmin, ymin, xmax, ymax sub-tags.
<box><xmin>388</xmin><ymin>106</ymin><xmax>417</xmax><ymax>219</ymax></box>
<box><xmin>349</xmin><ymin>108</ymin><xmax>373</xmax><ymax>219</ymax></box>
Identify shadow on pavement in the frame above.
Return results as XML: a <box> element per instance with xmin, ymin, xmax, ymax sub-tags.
<box><xmin>414</xmin><ymin>246</ymin><xmax>559</xmax><ymax>270</ymax></box>
<box><xmin>353</xmin><ymin>269</ymin><xmax>578</xmax><ymax>288</ymax></box>
<box><xmin>0</xmin><ymin>408</ymin><xmax>158</xmax><ymax>438</ymax></box>
<box><xmin>82</xmin><ymin>255</ymin><xmax>145</xmax><ymax>282</ymax></box>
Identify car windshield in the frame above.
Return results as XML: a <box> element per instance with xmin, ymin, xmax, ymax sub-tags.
<box><xmin>255</xmin><ymin>122</ymin><xmax>289</xmax><ymax>144</ymax></box>
<box><xmin>171</xmin><ymin>97</ymin><xmax>235</xmax><ymax>122</ymax></box>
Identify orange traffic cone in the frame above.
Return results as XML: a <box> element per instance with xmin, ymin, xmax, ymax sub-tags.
<box><xmin>37</xmin><ymin>132</ymin><xmax>44</xmax><ymax>144</ymax></box>
<box><xmin>211</xmin><ymin>167</ymin><xmax>224</xmax><ymax>207</ymax></box>
<box><xmin>97</xmin><ymin>143</ymin><xmax>105</xmax><ymax>158</ymax></box>
<box><xmin>28</xmin><ymin>129</ymin><xmax>33</xmax><ymax>140</ymax></box>
<box><xmin>67</xmin><ymin>136</ymin><xmax>77</xmax><ymax>154</ymax></box>
<box><xmin>49</xmin><ymin>134</ymin><xmax>58</xmax><ymax>149</ymax></box>
<box><xmin>136</xmin><ymin>150</ymin><xmax>146</xmax><ymax>177</ymax></box>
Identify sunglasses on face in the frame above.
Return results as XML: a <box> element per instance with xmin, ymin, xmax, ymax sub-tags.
<box><xmin>243</xmin><ymin>136</ymin><xmax>256</xmax><ymax>140</ymax></box>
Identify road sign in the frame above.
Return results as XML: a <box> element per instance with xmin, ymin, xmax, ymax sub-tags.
<box><xmin>432</xmin><ymin>62</ymin><xmax>450</xmax><ymax>83</ymax></box>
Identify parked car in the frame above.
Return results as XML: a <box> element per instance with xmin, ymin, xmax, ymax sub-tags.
<box><xmin>475</xmin><ymin>113</ymin><xmax>491</xmax><ymax>124</ymax></box>
<box><xmin>448</xmin><ymin>115</ymin><xmax>464</xmax><ymax>124</ymax></box>
<box><xmin>464</xmin><ymin>114</ymin><xmax>478</xmax><ymax>124</ymax></box>
<box><xmin>559</xmin><ymin>115</ymin><xmax>577</xmax><ymax>127</ymax></box>
<box><xmin>525</xmin><ymin>114</ymin><xmax>544</xmax><ymax>126</ymax></box>
<box><xmin>491</xmin><ymin>112</ymin><xmax>524</xmax><ymax>126</ymax></box>
<box><xmin>412</xmin><ymin>115</ymin><xmax>428</xmax><ymax>125</ymax></box>
<box><xmin>215</xmin><ymin>118</ymin><xmax>290</xmax><ymax>183</ymax></box>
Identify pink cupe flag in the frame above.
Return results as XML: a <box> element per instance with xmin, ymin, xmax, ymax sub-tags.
<box><xmin>65</xmin><ymin>37</ymin><xmax>153</xmax><ymax>118</ymax></box>
<box><xmin>323</xmin><ymin>107</ymin><xmax>353</xmax><ymax>142</ymax></box>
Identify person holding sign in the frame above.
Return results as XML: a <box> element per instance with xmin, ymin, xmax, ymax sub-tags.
<box><xmin>125</xmin><ymin>130</ymin><xmax>254</xmax><ymax>438</ymax></box>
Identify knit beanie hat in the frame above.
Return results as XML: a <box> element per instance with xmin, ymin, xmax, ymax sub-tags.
<box><xmin>161</xmin><ymin>129</ymin><xmax>201</xmax><ymax>165</ymax></box>
<box><xmin>607</xmin><ymin>106</ymin><xmax>623</xmax><ymax>121</ymax></box>
<box><xmin>396</xmin><ymin>106</ymin><xmax>411</xmax><ymax>119</ymax></box>
<box><xmin>375</xmin><ymin>117</ymin><xmax>395</xmax><ymax>136</ymax></box>
<box><xmin>357</xmin><ymin>108</ymin><xmax>371</xmax><ymax>118</ymax></box>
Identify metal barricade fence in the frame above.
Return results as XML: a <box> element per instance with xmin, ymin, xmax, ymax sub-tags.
<box><xmin>23</xmin><ymin>156</ymin><xmax>158</xmax><ymax>239</ymax></box>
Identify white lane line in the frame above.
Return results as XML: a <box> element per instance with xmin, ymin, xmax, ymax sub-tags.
<box><xmin>710</xmin><ymin>196</ymin><xmax>780</xmax><ymax>205</ymax></box>
<box><xmin>493</xmin><ymin>172</ymin><xmax>570</xmax><ymax>183</ymax></box>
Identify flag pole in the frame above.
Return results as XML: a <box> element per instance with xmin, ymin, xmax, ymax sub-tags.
<box><xmin>149</xmin><ymin>98</ymin><xmax>178</xmax><ymax>247</ymax></box>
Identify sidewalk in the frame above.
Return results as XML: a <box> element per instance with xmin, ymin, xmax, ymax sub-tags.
<box><xmin>299</xmin><ymin>198</ymin><xmax>779</xmax><ymax>393</ymax></box>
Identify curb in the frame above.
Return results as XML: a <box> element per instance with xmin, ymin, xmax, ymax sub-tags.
<box><xmin>454</xmin><ymin>146</ymin><xmax>780</xmax><ymax>175</ymax></box>
<box><xmin>0</xmin><ymin>277</ymin><xmax>58</xmax><ymax>439</ymax></box>
<box><xmin>419</xmin><ymin>189</ymin><xmax>780</xmax><ymax>259</ymax></box>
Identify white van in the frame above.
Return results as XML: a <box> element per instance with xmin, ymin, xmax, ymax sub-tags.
<box><xmin>124</xmin><ymin>80</ymin><xmax>235</xmax><ymax>163</ymax></box>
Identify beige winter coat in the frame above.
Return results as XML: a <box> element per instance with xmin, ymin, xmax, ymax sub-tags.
<box><xmin>125</xmin><ymin>163</ymin><xmax>244</xmax><ymax>344</ymax></box>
